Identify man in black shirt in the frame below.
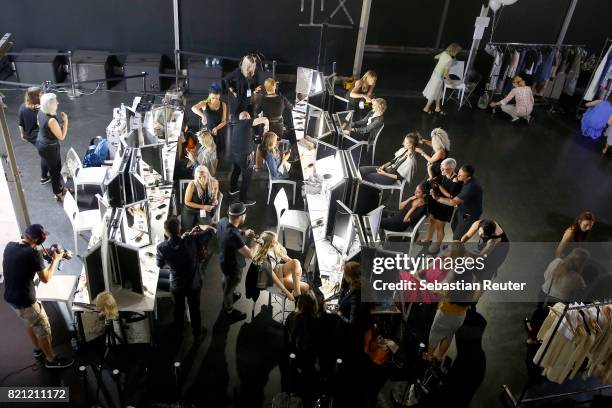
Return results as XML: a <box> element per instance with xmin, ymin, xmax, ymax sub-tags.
<box><xmin>216</xmin><ymin>202</ymin><xmax>256</xmax><ymax>321</ymax></box>
<box><xmin>157</xmin><ymin>217</ymin><xmax>215</xmax><ymax>340</ymax></box>
<box><xmin>223</xmin><ymin>55</ymin><xmax>259</xmax><ymax>119</ymax></box>
<box><xmin>229</xmin><ymin>111</ymin><xmax>269</xmax><ymax>205</ymax></box>
<box><xmin>2</xmin><ymin>224</ymin><xmax>73</xmax><ymax>368</ymax></box>
<box><xmin>432</xmin><ymin>164</ymin><xmax>483</xmax><ymax>240</ymax></box>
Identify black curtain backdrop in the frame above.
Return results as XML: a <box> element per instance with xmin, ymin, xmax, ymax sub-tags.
<box><xmin>0</xmin><ymin>0</ymin><xmax>361</xmax><ymax>74</ymax></box>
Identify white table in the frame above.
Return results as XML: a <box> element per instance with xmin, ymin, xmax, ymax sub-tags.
<box><xmin>36</xmin><ymin>274</ymin><xmax>78</xmax><ymax>330</ymax></box>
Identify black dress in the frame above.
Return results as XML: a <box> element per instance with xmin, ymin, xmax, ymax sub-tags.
<box><xmin>257</xmin><ymin>95</ymin><xmax>284</xmax><ymax>136</ymax></box>
<box><xmin>203</xmin><ymin>102</ymin><xmax>225</xmax><ymax>150</ymax></box>
<box><xmin>429</xmin><ymin>148</ymin><xmax>448</xmax><ymax>178</ymax></box>
<box><xmin>181</xmin><ymin>181</ymin><xmax>215</xmax><ymax>232</ymax></box>
<box><xmin>428</xmin><ymin>175</ymin><xmax>462</xmax><ymax>222</ymax></box>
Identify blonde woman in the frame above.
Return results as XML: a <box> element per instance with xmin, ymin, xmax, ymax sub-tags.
<box><xmin>191</xmin><ymin>83</ymin><xmax>227</xmax><ymax>149</ymax></box>
<box><xmin>489</xmin><ymin>75</ymin><xmax>534</xmax><ymax>123</ymax></box>
<box><xmin>253</xmin><ymin>231</ymin><xmax>309</xmax><ymax>301</ymax></box>
<box><xmin>348</xmin><ymin>70</ymin><xmax>377</xmax><ymax>119</ymax></box>
<box><xmin>423</xmin><ymin>43</ymin><xmax>462</xmax><ymax>115</ymax></box>
<box><xmin>18</xmin><ymin>87</ymin><xmax>49</xmax><ymax>183</ymax></box>
<box><xmin>37</xmin><ymin>93</ymin><xmax>70</xmax><ymax>201</ymax></box>
<box><xmin>261</xmin><ymin>131</ymin><xmax>291</xmax><ymax>179</ymax></box>
<box><xmin>181</xmin><ymin>165</ymin><xmax>219</xmax><ymax>231</ymax></box>
<box><xmin>256</xmin><ymin>78</ymin><xmax>286</xmax><ymax>138</ymax></box>
<box><xmin>416</xmin><ymin>127</ymin><xmax>451</xmax><ymax>179</ymax></box>
<box><xmin>187</xmin><ymin>130</ymin><xmax>218</xmax><ymax>176</ymax></box>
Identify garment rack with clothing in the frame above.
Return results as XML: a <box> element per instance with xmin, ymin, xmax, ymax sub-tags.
<box><xmin>502</xmin><ymin>300</ymin><xmax>612</xmax><ymax>407</ymax></box>
<box><xmin>484</xmin><ymin>42</ymin><xmax>586</xmax><ymax>103</ymax></box>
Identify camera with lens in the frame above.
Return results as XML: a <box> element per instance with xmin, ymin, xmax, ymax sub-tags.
<box><xmin>43</xmin><ymin>244</ymin><xmax>73</xmax><ymax>263</ymax></box>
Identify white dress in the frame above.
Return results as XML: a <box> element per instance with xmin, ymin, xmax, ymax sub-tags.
<box><xmin>423</xmin><ymin>52</ymin><xmax>453</xmax><ymax>101</ymax></box>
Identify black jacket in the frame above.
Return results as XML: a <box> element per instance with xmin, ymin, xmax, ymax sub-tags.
<box><xmin>351</xmin><ymin>111</ymin><xmax>384</xmax><ymax>142</ymax></box>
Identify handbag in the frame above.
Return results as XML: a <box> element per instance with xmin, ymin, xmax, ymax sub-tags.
<box><xmin>364</xmin><ymin>327</ymin><xmax>391</xmax><ymax>365</ymax></box>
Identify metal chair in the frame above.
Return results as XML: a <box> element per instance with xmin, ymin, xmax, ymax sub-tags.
<box><xmin>383</xmin><ymin>215</ymin><xmax>427</xmax><ymax>256</ymax></box>
<box><xmin>442</xmin><ymin>61</ymin><xmax>467</xmax><ymax>109</ymax></box>
<box><xmin>368</xmin><ymin>124</ymin><xmax>384</xmax><ymax>165</ymax></box>
<box><xmin>367</xmin><ymin>178</ymin><xmax>407</xmax><ymax>209</ymax></box>
<box><xmin>62</xmin><ymin>191</ymin><xmax>100</xmax><ymax>255</ymax></box>
<box><xmin>273</xmin><ymin>188</ymin><xmax>310</xmax><ymax>252</ymax></box>
<box><xmin>265</xmin><ymin>159</ymin><xmax>297</xmax><ymax>205</ymax></box>
<box><xmin>65</xmin><ymin>148</ymin><xmax>108</xmax><ymax>204</ymax></box>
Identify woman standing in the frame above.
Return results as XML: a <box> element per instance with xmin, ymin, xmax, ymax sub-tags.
<box><xmin>252</xmin><ymin>231</ymin><xmax>309</xmax><ymax>301</ymax></box>
<box><xmin>223</xmin><ymin>55</ymin><xmax>259</xmax><ymax>118</ymax></box>
<box><xmin>423</xmin><ymin>43</ymin><xmax>462</xmax><ymax>115</ymax></box>
<box><xmin>18</xmin><ymin>87</ymin><xmax>49</xmax><ymax>184</ymax></box>
<box><xmin>255</xmin><ymin>78</ymin><xmax>287</xmax><ymax>138</ymax></box>
<box><xmin>191</xmin><ymin>83</ymin><xmax>227</xmax><ymax>151</ymax></box>
<box><xmin>36</xmin><ymin>93</ymin><xmax>70</xmax><ymax>201</ymax></box>
<box><xmin>416</xmin><ymin>127</ymin><xmax>451</xmax><ymax>179</ymax></box>
<box><xmin>489</xmin><ymin>75</ymin><xmax>534</xmax><ymax>123</ymax></box>
<box><xmin>555</xmin><ymin>211</ymin><xmax>595</xmax><ymax>258</ymax></box>
<box><xmin>181</xmin><ymin>165</ymin><xmax>219</xmax><ymax>231</ymax></box>
<box><xmin>420</xmin><ymin>158</ymin><xmax>462</xmax><ymax>253</ymax></box>
<box><xmin>348</xmin><ymin>70</ymin><xmax>377</xmax><ymax>120</ymax></box>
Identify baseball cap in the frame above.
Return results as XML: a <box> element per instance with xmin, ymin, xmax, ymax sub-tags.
<box><xmin>25</xmin><ymin>224</ymin><xmax>48</xmax><ymax>240</ymax></box>
<box><xmin>228</xmin><ymin>202</ymin><xmax>247</xmax><ymax>217</ymax></box>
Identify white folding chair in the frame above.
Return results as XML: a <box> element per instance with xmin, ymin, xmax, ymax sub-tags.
<box><xmin>212</xmin><ymin>192</ymin><xmax>223</xmax><ymax>224</ymax></box>
<box><xmin>369</xmin><ymin>124</ymin><xmax>384</xmax><ymax>165</ymax></box>
<box><xmin>178</xmin><ymin>179</ymin><xmax>191</xmax><ymax>207</ymax></box>
<box><xmin>65</xmin><ymin>148</ymin><xmax>108</xmax><ymax>204</ymax></box>
<box><xmin>265</xmin><ymin>159</ymin><xmax>296</xmax><ymax>205</ymax></box>
<box><xmin>383</xmin><ymin>215</ymin><xmax>427</xmax><ymax>256</ymax></box>
<box><xmin>273</xmin><ymin>188</ymin><xmax>310</xmax><ymax>253</ymax></box>
<box><xmin>62</xmin><ymin>191</ymin><xmax>100</xmax><ymax>255</ymax></box>
<box><xmin>267</xmin><ymin>285</ymin><xmax>291</xmax><ymax>324</ymax></box>
<box><xmin>442</xmin><ymin>61</ymin><xmax>467</xmax><ymax>109</ymax></box>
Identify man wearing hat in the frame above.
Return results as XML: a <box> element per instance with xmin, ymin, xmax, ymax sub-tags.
<box><xmin>2</xmin><ymin>224</ymin><xmax>74</xmax><ymax>368</ymax></box>
<box><xmin>216</xmin><ymin>202</ymin><xmax>256</xmax><ymax>321</ymax></box>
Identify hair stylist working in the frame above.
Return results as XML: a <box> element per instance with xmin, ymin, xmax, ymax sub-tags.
<box><xmin>216</xmin><ymin>203</ymin><xmax>256</xmax><ymax>322</ymax></box>
<box><xmin>3</xmin><ymin>224</ymin><xmax>73</xmax><ymax>368</ymax></box>
<box><xmin>37</xmin><ymin>93</ymin><xmax>70</xmax><ymax>202</ymax></box>
<box><xmin>224</xmin><ymin>55</ymin><xmax>259</xmax><ymax>118</ymax></box>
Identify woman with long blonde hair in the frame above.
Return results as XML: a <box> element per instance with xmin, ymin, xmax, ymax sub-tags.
<box><xmin>187</xmin><ymin>130</ymin><xmax>218</xmax><ymax>176</ymax></box>
<box><xmin>416</xmin><ymin>127</ymin><xmax>451</xmax><ymax>179</ymax></box>
<box><xmin>253</xmin><ymin>231</ymin><xmax>309</xmax><ymax>301</ymax></box>
<box><xmin>181</xmin><ymin>165</ymin><xmax>219</xmax><ymax>231</ymax></box>
<box><xmin>348</xmin><ymin>70</ymin><xmax>377</xmax><ymax>119</ymax></box>
<box><xmin>261</xmin><ymin>131</ymin><xmax>291</xmax><ymax>179</ymax></box>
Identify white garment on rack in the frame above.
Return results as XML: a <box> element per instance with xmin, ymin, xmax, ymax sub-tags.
<box><xmin>584</xmin><ymin>44</ymin><xmax>612</xmax><ymax>100</ymax></box>
<box><xmin>564</xmin><ymin>49</ymin><xmax>584</xmax><ymax>96</ymax></box>
<box><xmin>485</xmin><ymin>45</ymin><xmax>502</xmax><ymax>92</ymax></box>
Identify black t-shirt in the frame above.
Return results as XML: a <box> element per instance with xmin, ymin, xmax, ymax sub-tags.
<box><xmin>2</xmin><ymin>242</ymin><xmax>45</xmax><ymax>308</ymax></box>
<box><xmin>156</xmin><ymin>230</ymin><xmax>214</xmax><ymax>290</ymax></box>
<box><xmin>18</xmin><ymin>104</ymin><xmax>40</xmax><ymax>143</ymax></box>
<box><xmin>456</xmin><ymin>177</ymin><xmax>483</xmax><ymax>217</ymax></box>
<box><xmin>230</xmin><ymin>119</ymin><xmax>255</xmax><ymax>160</ymax></box>
<box><xmin>216</xmin><ymin>218</ymin><xmax>247</xmax><ymax>273</ymax></box>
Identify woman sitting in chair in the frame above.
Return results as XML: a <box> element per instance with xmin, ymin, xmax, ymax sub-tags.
<box><xmin>380</xmin><ymin>182</ymin><xmax>428</xmax><ymax>233</ymax></box>
<box><xmin>186</xmin><ymin>130</ymin><xmax>218</xmax><ymax>176</ymax></box>
<box><xmin>261</xmin><ymin>131</ymin><xmax>291</xmax><ymax>180</ymax></box>
<box><xmin>181</xmin><ymin>165</ymin><xmax>219</xmax><ymax>231</ymax></box>
<box><xmin>347</xmin><ymin>97</ymin><xmax>386</xmax><ymax>142</ymax></box>
<box><xmin>359</xmin><ymin>132</ymin><xmax>418</xmax><ymax>186</ymax></box>
<box><xmin>253</xmin><ymin>231</ymin><xmax>309</xmax><ymax>301</ymax></box>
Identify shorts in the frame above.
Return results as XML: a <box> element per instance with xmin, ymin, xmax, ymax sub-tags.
<box><xmin>13</xmin><ymin>301</ymin><xmax>52</xmax><ymax>338</ymax></box>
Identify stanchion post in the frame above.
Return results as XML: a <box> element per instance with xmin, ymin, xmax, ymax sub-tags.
<box><xmin>142</xmin><ymin>72</ymin><xmax>147</xmax><ymax>93</ymax></box>
<box><xmin>67</xmin><ymin>50</ymin><xmax>79</xmax><ymax>99</ymax></box>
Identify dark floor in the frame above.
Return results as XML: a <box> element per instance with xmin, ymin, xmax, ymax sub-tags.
<box><xmin>1</xmin><ymin>52</ymin><xmax>612</xmax><ymax>407</ymax></box>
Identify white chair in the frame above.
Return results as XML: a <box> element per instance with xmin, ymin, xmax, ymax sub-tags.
<box><xmin>368</xmin><ymin>124</ymin><xmax>384</xmax><ymax>165</ymax></box>
<box><xmin>62</xmin><ymin>191</ymin><xmax>100</xmax><ymax>255</ymax></box>
<box><xmin>273</xmin><ymin>188</ymin><xmax>310</xmax><ymax>253</ymax></box>
<box><xmin>178</xmin><ymin>179</ymin><xmax>191</xmax><ymax>207</ymax></box>
<box><xmin>265</xmin><ymin>159</ymin><xmax>297</xmax><ymax>205</ymax></box>
<box><xmin>383</xmin><ymin>214</ymin><xmax>427</xmax><ymax>256</ymax></box>
<box><xmin>65</xmin><ymin>148</ymin><xmax>108</xmax><ymax>204</ymax></box>
<box><xmin>442</xmin><ymin>60</ymin><xmax>467</xmax><ymax>109</ymax></box>
<box><xmin>212</xmin><ymin>192</ymin><xmax>223</xmax><ymax>224</ymax></box>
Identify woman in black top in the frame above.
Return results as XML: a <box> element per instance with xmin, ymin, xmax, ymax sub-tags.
<box><xmin>380</xmin><ymin>182</ymin><xmax>429</xmax><ymax>233</ymax></box>
<box><xmin>36</xmin><ymin>93</ymin><xmax>70</xmax><ymax>201</ymax></box>
<box><xmin>181</xmin><ymin>165</ymin><xmax>219</xmax><ymax>232</ymax></box>
<box><xmin>347</xmin><ymin>70</ymin><xmax>377</xmax><ymax>120</ymax></box>
<box><xmin>256</xmin><ymin>78</ymin><xmax>285</xmax><ymax>136</ymax></box>
<box><xmin>421</xmin><ymin>157</ymin><xmax>462</xmax><ymax>253</ymax></box>
<box><xmin>416</xmin><ymin>127</ymin><xmax>450</xmax><ymax>179</ymax></box>
<box><xmin>461</xmin><ymin>219</ymin><xmax>510</xmax><ymax>281</ymax></box>
<box><xmin>223</xmin><ymin>54</ymin><xmax>259</xmax><ymax>119</ymax></box>
<box><xmin>18</xmin><ymin>87</ymin><xmax>49</xmax><ymax>184</ymax></box>
<box><xmin>191</xmin><ymin>83</ymin><xmax>227</xmax><ymax>151</ymax></box>
<box><xmin>333</xmin><ymin>262</ymin><xmax>370</xmax><ymax>352</ymax></box>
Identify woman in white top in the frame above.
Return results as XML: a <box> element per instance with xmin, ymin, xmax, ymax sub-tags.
<box><xmin>359</xmin><ymin>133</ymin><xmax>418</xmax><ymax>185</ymax></box>
<box><xmin>253</xmin><ymin>231</ymin><xmax>309</xmax><ymax>301</ymax></box>
<box><xmin>423</xmin><ymin>43</ymin><xmax>462</xmax><ymax>115</ymax></box>
<box><xmin>489</xmin><ymin>75</ymin><xmax>534</xmax><ymax>123</ymax></box>
<box><xmin>541</xmin><ymin>248</ymin><xmax>589</xmax><ymax>302</ymax></box>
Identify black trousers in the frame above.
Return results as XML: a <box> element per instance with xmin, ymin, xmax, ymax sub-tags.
<box><xmin>230</xmin><ymin>155</ymin><xmax>253</xmax><ymax>201</ymax></box>
<box><xmin>28</xmin><ymin>140</ymin><xmax>49</xmax><ymax>179</ymax></box>
<box><xmin>380</xmin><ymin>207</ymin><xmax>410</xmax><ymax>232</ymax></box>
<box><xmin>452</xmin><ymin>211</ymin><xmax>480</xmax><ymax>240</ymax></box>
<box><xmin>359</xmin><ymin>166</ymin><xmax>396</xmax><ymax>185</ymax></box>
<box><xmin>172</xmin><ymin>286</ymin><xmax>202</xmax><ymax>336</ymax></box>
<box><xmin>36</xmin><ymin>142</ymin><xmax>63</xmax><ymax>194</ymax></box>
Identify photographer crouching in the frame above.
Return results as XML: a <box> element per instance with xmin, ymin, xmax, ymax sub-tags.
<box><xmin>2</xmin><ymin>224</ymin><xmax>74</xmax><ymax>368</ymax></box>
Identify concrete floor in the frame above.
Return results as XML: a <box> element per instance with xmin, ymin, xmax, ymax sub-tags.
<box><xmin>1</xmin><ymin>57</ymin><xmax>611</xmax><ymax>407</ymax></box>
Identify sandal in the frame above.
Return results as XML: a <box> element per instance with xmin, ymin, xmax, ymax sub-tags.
<box><xmin>435</xmin><ymin>110</ymin><xmax>447</xmax><ymax>116</ymax></box>
<box><xmin>417</xmin><ymin>239</ymin><xmax>432</xmax><ymax>245</ymax></box>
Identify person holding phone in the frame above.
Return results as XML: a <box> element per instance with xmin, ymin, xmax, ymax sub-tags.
<box><xmin>36</xmin><ymin>93</ymin><xmax>71</xmax><ymax>202</ymax></box>
<box><xmin>261</xmin><ymin>131</ymin><xmax>291</xmax><ymax>179</ymax></box>
<box><xmin>182</xmin><ymin>165</ymin><xmax>219</xmax><ymax>231</ymax></box>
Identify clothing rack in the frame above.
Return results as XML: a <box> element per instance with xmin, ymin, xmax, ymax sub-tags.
<box><xmin>502</xmin><ymin>300</ymin><xmax>612</xmax><ymax>407</ymax></box>
<box><xmin>582</xmin><ymin>37</ymin><xmax>612</xmax><ymax>102</ymax></box>
<box><xmin>487</xmin><ymin>42</ymin><xmax>586</xmax><ymax>49</ymax></box>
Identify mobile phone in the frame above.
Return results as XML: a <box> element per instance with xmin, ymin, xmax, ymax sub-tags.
<box><xmin>157</xmin><ymin>203</ymin><xmax>167</xmax><ymax>210</ymax></box>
